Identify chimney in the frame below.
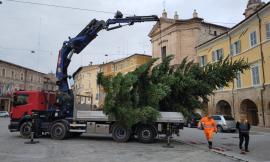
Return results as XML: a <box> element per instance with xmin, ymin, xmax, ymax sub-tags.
<box><xmin>193</xmin><ymin>9</ymin><xmax>198</xmax><ymax>18</ymax></box>
<box><xmin>162</xmin><ymin>9</ymin><xmax>167</xmax><ymax>18</ymax></box>
<box><xmin>174</xmin><ymin>11</ymin><xmax>179</xmax><ymax>20</ymax></box>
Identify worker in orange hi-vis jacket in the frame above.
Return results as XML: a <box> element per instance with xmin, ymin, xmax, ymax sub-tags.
<box><xmin>198</xmin><ymin>113</ymin><xmax>217</xmax><ymax>149</ymax></box>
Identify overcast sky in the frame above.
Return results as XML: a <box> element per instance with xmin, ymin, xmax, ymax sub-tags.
<box><xmin>0</xmin><ymin>0</ymin><xmax>269</xmax><ymax>74</ymax></box>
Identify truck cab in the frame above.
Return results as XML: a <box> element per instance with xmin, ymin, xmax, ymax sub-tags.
<box><xmin>9</xmin><ymin>91</ymin><xmax>56</xmax><ymax>133</ymax></box>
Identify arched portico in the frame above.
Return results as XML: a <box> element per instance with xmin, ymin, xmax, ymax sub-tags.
<box><xmin>240</xmin><ymin>99</ymin><xmax>259</xmax><ymax>126</ymax></box>
<box><xmin>216</xmin><ymin>100</ymin><xmax>232</xmax><ymax>116</ymax></box>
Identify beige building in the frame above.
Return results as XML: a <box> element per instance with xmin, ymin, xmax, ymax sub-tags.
<box><xmin>72</xmin><ymin>54</ymin><xmax>152</xmax><ymax>109</ymax></box>
<box><xmin>98</xmin><ymin>54</ymin><xmax>152</xmax><ymax>108</ymax></box>
<box><xmin>99</xmin><ymin>54</ymin><xmax>151</xmax><ymax>76</ymax></box>
<box><xmin>73</xmin><ymin>65</ymin><xmax>100</xmax><ymax>110</ymax></box>
<box><xmin>148</xmin><ymin>10</ymin><xmax>229</xmax><ymax>65</ymax></box>
<box><xmin>44</xmin><ymin>73</ymin><xmax>58</xmax><ymax>91</ymax></box>
<box><xmin>0</xmin><ymin>59</ymin><xmax>57</xmax><ymax>112</ymax></box>
<box><xmin>196</xmin><ymin>0</ymin><xmax>270</xmax><ymax>127</ymax></box>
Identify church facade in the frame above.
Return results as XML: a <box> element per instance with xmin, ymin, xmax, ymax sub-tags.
<box><xmin>148</xmin><ymin>10</ymin><xmax>229</xmax><ymax>65</ymax></box>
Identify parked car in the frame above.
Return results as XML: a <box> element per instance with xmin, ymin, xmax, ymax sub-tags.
<box><xmin>185</xmin><ymin>113</ymin><xmax>201</xmax><ymax>128</ymax></box>
<box><xmin>0</xmin><ymin>111</ymin><xmax>9</xmax><ymax>118</ymax></box>
<box><xmin>211</xmin><ymin>115</ymin><xmax>236</xmax><ymax>132</ymax></box>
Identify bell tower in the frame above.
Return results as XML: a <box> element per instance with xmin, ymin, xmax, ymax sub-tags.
<box><xmin>244</xmin><ymin>0</ymin><xmax>265</xmax><ymax>18</ymax></box>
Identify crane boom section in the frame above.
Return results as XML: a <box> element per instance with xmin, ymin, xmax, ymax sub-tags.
<box><xmin>56</xmin><ymin>11</ymin><xmax>159</xmax><ymax>94</ymax></box>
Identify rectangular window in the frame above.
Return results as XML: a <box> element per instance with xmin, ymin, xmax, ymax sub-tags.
<box><xmin>235</xmin><ymin>71</ymin><xmax>241</xmax><ymax>88</ymax></box>
<box><xmin>212</xmin><ymin>49</ymin><xmax>223</xmax><ymax>62</ymax></box>
<box><xmin>161</xmin><ymin>46</ymin><xmax>166</xmax><ymax>61</ymax></box>
<box><xmin>230</xmin><ymin>40</ymin><xmax>241</xmax><ymax>56</ymax></box>
<box><xmin>250</xmin><ymin>31</ymin><xmax>257</xmax><ymax>47</ymax></box>
<box><xmin>251</xmin><ymin>65</ymin><xmax>260</xmax><ymax>86</ymax></box>
<box><xmin>266</xmin><ymin>23</ymin><xmax>270</xmax><ymax>39</ymax></box>
<box><xmin>11</xmin><ymin>71</ymin><xmax>14</xmax><ymax>78</ymax></box>
<box><xmin>199</xmin><ymin>55</ymin><xmax>206</xmax><ymax>67</ymax></box>
<box><xmin>20</xmin><ymin>73</ymin><xmax>24</xmax><ymax>81</ymax></box>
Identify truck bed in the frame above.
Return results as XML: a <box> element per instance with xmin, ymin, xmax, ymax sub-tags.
<box><xmin>75</xmin><ymin>110</ymin><xmax>185</xmax><ymax>123</ymax></box>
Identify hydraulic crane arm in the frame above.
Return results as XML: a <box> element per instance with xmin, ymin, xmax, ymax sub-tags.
<box><xmin>56</xmin><ymin>11</ymin><xmax>159</xmax><ymax>94</ymax></box>
<box><xmin>105</xmin><ymin>11</ymin><xmax>159</xmax><ymax>31</ymax></box>
<box><xmin>56</xmin><ymin>19</ymin><xmax>106</xmax><ymax>93</ymax></box>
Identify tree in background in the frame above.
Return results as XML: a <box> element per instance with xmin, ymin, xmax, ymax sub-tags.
<box><xmin>97</xmin><ymin>56</ymin><xmax>249</xmax><ymax>127</ymax></box>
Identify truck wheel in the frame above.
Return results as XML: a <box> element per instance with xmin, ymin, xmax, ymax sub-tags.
<box><xmin>137</xmin><ymin>125</ymin><xmax>156</xmax><ymax>143</ymax></box>
<box><xmin>112</xmin><ymin>124</ymin><xmax>131</xmax><ymax>142</ymax></box>
<box><xmin>20</xmin><ymin>122</ymin><xmax>32</xmax><ymax>139</ymax></box>
<box><xmin>50</xmin><ymin>122</ymin><xmax>67</xmax><ymax>140</ymax></box>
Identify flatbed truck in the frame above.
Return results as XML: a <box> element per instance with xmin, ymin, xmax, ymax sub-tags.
<box><xmin>8</xmin><ymin>11</ymin><xmax>185</xmax><ymax>143</ymax></box>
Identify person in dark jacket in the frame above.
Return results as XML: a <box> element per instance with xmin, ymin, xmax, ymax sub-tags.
<box><xmin>236</xmin><ymin>117</ymin><xmax>251</xmax><ymax>153</ymax></box>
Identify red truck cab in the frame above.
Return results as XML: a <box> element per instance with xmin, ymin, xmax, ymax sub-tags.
<box><xmin>9</xmin><ymin>90</ymin><xmax>56</xmax><ymax>132</ymax></box>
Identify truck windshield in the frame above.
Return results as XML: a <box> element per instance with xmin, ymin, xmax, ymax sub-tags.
<box><xmin>13</xmin><ymin>94</ymin><xmax>29</xmax><ymax>106</ymax></box>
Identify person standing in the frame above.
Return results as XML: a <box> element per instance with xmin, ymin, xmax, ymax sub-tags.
<box><xmin>236</xmin><ymin>117</ymin><xmax>251</xmax><ymax>153</ymax></box>
<box><xmin>198</xmin><ymin>114</ymin><xmax>217</xmax><ymax>149</ymax></box>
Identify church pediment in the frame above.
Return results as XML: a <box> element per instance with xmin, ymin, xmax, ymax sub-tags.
<box><xmin>148</xmin><ymin>18</ymin><xmax>174</xmax><ymax>37</ymax></box>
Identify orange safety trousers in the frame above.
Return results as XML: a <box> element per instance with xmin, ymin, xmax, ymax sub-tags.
<box><xmin>204</xmin><ymin>129</ymin><xmax>215</xmax><ymax>141</ymax></box>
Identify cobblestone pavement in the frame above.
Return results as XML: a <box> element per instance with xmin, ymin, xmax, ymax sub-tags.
<box><xmin>0</xmin><ymin>118</ymin><xmax>239</xmax><ymax>162</ymax></box>
<box><xmin>176</xmin><ymin>127</ymin><xmax>270</xmax><ymax>162</ymax></box>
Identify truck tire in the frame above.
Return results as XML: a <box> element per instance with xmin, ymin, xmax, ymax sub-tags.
<box><xmin>137</xmin><ymin>125</ymin><xmax>156</xmax><ymax>143</ymax></box>
<box><xmin>20</xmin><ymin>121</ymin><xmax>32</xmax><ymax>139</ymax></box>
<box><xmin>50</xmin><ymin>122</ymin><xmax>68</xmax><ymax>140</ymax></box>
<box><xmin>112</xmin><ymin>124</ymin><xmax>131</xmax><ymax>142</ymax></box>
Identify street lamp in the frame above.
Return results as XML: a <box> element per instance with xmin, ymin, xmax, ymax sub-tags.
<box><xmin>105</xmin><ymin>54</ymin><xmax>108</xmax><ymax>63</ymax></box>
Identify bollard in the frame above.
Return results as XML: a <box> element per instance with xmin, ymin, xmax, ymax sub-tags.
<box><xmin>24</xmin><ymin>113</ymin><xmax>39</xmax><ymax>144</ymax></box>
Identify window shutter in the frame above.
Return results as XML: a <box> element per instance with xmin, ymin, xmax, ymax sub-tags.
<box><xmin>238</xmin><ymin>41</ymin><xmax>241</xmax><ymax>54</ymax></box>
<box><xmin>254</xmin><ymin>32</ymin><xmax>257</xmax><ymax>45</ymax></box>
<box><xmin>212</xmin><ymin>51</ymin><xmax>215</xmax><ymax>62</ymax></box>
<box><xmin>220</xmin><ymin>49</ymin><xmax>224</xmax><ymax>60</ymax></box>
<box><xmin>230</xmin><ymin>44</ymin><xmax>233</xmax><ymax>56</ymax></box>
<box><xmin>266</xmin><ymin>23</ymin><xmax>270</xmax><ymax>39</ymax></box>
